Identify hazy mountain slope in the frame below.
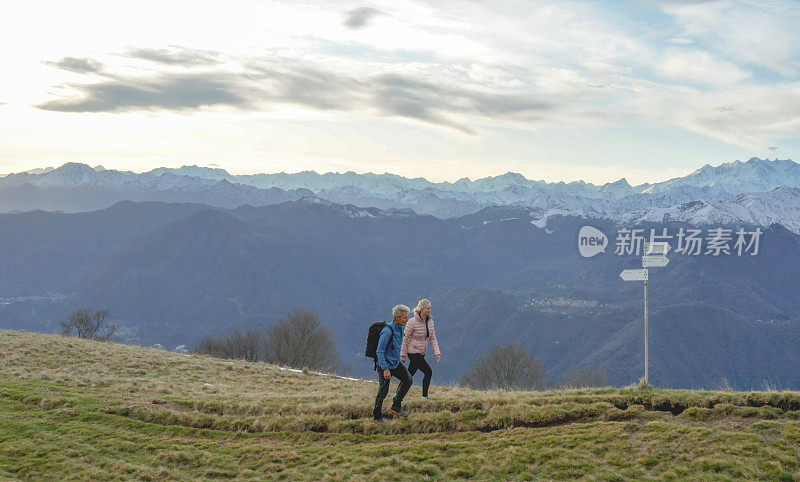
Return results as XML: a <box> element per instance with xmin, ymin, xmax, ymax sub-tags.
<box><xmin>1</xmin><ymin>200</ymin><xmax>799</xmax><ymax>388</ymax></box>
<box><xmin>0</xmin><ymin>201</ymin><xmax>210</xmax><ymax>296</ymax></box>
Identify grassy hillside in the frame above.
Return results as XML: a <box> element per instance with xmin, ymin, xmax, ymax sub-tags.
<box><xmin>2</xmin><ymin>330</ymin><xmax>800</xmax><ymax>480</ymax></box>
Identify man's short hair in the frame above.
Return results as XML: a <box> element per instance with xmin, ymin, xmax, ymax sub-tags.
<box><xmin>392</xmin><ymin>304</ymin><xmax>410</xmax><ymax>320</ymax></box>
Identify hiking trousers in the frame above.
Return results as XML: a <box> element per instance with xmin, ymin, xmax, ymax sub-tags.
<box><xmin>373</xmin><ymin>364</ymin><xmax>412</xmax><ymax>420</ymax></box>
<box><xmin>407</xmin><ymin>353</ymin><xmax>432</xmax><ymax>397</ymax></box>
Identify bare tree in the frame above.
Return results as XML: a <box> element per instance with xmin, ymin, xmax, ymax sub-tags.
<box><xmin>228</xmin><ymin>329</ymin><xmax>268</xmax><ymax>362</ymax></box>
<box><xmin>60</xmin><ymin>309</ymin><xmax>117</xmax><ymax>341</ymax></box>
<box><xmin>561</xmin><ymin>368</ymin><xmax>608</xmax><ymax>389</ymax></box>
<box><xmin>193</xmin><ymin>334</ymin><xmax>229</xmax><ymax>358</ymax></box>
<box><xmin>192</xmin><ymin>329</ymin><xmax>267</xmax><ymax>362</ymax></box>
<box><xmin>461</xmin><ymin>344</ymin><xmax>545</xmax><ymax>390</ymax></box>
<box><xmin>265</xmin><ymin>309</ymin><xmax>339</xmax><ymax>371</ymax></box>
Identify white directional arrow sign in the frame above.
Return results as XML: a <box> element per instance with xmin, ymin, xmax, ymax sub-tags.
<box><xmin>620</xmin><ymin>268</ymin><xmax>648</xmax><ymax>281</ymax></box>
<box><xmin>642</xmin><ymin>255</ymin><xmax>669</xmax><ymax>268</ymax></box>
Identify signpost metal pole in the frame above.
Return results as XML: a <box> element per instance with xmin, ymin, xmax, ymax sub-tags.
<box><xmin>644</xmin><ymin>273</ymin><xmax>648</xmax><ymax>384</ymax></box>
<box><xmin>643</xmin><ymin>240</ymin><xmax>648</xmax><ymax>384</ymax></box>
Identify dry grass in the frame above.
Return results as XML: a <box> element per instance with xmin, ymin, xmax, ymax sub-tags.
<box><xmin>2</xmin><ymin>329</ymin><xmax>800</xmax><ymax>480</ymax></box>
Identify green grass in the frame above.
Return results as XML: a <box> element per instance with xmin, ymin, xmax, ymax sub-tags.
<box><xmin>2</xmin><ymin>330</ymin><xmax>800</xmax><ymax>480</ymax></box>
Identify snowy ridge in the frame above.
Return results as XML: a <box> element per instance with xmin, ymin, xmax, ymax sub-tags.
<box><xmin>0</xmin><ymin>163</ymin><xmax>319</xmax><ymax>198</ymax></box>
<box><xmin>4</xmin><ymin>158</ymin><xmax>800</xmax><ymax>233</ymax></box>
<box><xmin>645</xmin><ymin>158</ymin><xmax>800</xmax><ymax>195</ymax></box>
<box><xmin>613</xmin><ymin>187</ymin><xmax>800</xmax><ymax>234</ymax></box>
<box><xmin>8</xmin><ymin>157</ymin><xmax>798</xmax><ymax>198</ymax></box>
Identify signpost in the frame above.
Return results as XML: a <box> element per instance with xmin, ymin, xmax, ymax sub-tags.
<box><xmin>620</xmin><ymin>241</ymin><xmax>671</xmax><ymax>385</ymax></box>
<box><xmin>620</xmin><ymin>268</ymin><xmax>648</xmax><ymax>281</ymax></box>
<box><xmin>642</xmin><ymin>256</ymin><xmax>669</xmax><ymax>268</ymax></box>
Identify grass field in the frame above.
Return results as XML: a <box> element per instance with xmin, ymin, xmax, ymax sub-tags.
<box><xmin>2</xmin><ymin>329</ymin><xmax>800</xmax><ymax>480</ymax></box>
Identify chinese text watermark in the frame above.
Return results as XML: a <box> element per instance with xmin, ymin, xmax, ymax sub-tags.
<box><xmin>578</xmin><ymin>226</ymin><xmax>763</xmax><ymax>258</ymax></box>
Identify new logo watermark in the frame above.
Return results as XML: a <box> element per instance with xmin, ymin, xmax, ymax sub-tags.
<box><xmin>578</xmin><ymin>226</ymin><xmax>763</xmax><ymax>258</ymax></box>
<box><xmin>578</xmin><ymin>226</ymin><xmax>608</xmax><ymax>258</ymax></box>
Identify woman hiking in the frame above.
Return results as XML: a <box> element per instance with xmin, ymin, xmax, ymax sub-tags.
<box><xmin>400</xmin><ymin>299</ymin><xmax>442</xmax><ymax>400</ymax></box>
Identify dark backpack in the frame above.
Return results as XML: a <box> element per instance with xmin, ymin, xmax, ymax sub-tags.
<box><xmin>365</xmin><ymin>321</ymin><xmax>392</xmax><ymax>359</ymax></box>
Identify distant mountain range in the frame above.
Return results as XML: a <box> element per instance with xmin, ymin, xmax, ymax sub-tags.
<box><xmin>1</xmin><ymin>199</ymin><xmax>799</xmax><ymax>389</ymax></box>
<box><xmin>4</xmin><ymin>158</ymin><xmax>800</xmax><ymax>234</ymax></box>
<box><xmin>0</xmin><ymin>163</ymin><xmax>313</xmax><ymax>212</ymax></box>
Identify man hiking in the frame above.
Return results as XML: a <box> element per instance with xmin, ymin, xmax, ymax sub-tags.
<box><xmin>373</xmin><ymin>304</ymin><xmax>413</xmax><ymax>424</ymax></box>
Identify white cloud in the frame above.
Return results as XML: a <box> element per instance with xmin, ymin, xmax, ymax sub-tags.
<box><xmin>662</xmin><ymin>0</ymin><xmax>800</xmax><ymax>76</ymax></box>
<box><xmin>658</xmin><ymin>49</ymin><xmax>751</xmax><ymax>85</ymax></box>
<box><xmin>625</xmin><ymin>81</ymin><xmax>800</xmax><ymax>147</ymax></box>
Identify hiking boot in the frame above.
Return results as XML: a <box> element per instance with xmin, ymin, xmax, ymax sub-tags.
<box><xmin>389</xmin><ymin>407</ymin><xmax>409</xmax><ymax>417</ymax></box>
<box><xmin>373</xmin><ymin>418</ymin><xmax>387</xmax><ymax>425</ymax></box>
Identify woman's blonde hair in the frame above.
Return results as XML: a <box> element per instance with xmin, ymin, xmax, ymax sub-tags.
<box><xmin>414</xmin><ymin>299</ymin><xmax>431</xmax><ymax>317</ymax></box>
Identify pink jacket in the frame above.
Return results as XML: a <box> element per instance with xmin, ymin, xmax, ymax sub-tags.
<box><xmin>401</xmin><ymin>314</ymin><xmax>441</xmax><ymax>358</ymax></box>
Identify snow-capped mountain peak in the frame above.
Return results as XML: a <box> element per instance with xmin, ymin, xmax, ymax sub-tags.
<box><xmin>599</xmin><ymin>178</ymin><xmax>634</xmax><ymax>200</ymax></box>
<box><xmin>648</xmin><ymin>158</ymin><xmax>800</xmax><ymax>195</ymax></box>
<box><xmin>36</xmin><ymin>162</ymin><xmax>100</xmax><ymax>187</ymax></box>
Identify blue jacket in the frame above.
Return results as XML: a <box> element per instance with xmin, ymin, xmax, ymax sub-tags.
<box><xmin>376</xmin><ymin>322</ymin><xmax>405</xmax><ymax>371</ymax></box>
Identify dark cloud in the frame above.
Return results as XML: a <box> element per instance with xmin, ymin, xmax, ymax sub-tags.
<box><xmin>123</xmin><ymin>47</ymin><xmax>220</xmax><ymax>66</ymax></box>
<box><xmin>36</xmin><ymin>73</ymin><xmax>253</xmax><ymax>113</ymax></box>
<box><xmin>768</xmin><ymin>146</ymin><xmax>779</xmax><ymax>151</ymax></box>
<box><xmin>343</xmin><ymin>7</ymin><xmax>383</xmax><ymax>30</ymax></box>
<box><xmin>36</xmin><ymin>58</ymin><xmax>553</xmax><ymax>133</ymax></box>
<box><xmin>246</xmin><ymin>63</ymin><xmax>551</xmax><ymax>133</ymax></box>
<box><xmin>42</xmin><ymin>57</ymin><xmax>106</xmax><ymax>75</ymax></box>
<box><xmin>371</xmin><ymin>74</ymin><xmax>552</xmax><ymax>133</ymax></box>
<box><xmin>246</xmin><ymin>63</ymin><xmax>365</xmax><ymax>110</ymax></box>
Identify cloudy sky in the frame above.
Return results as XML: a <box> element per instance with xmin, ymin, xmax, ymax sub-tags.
<box><xmin>1</xmin><ymin>0</ymin><xmax>798</xmax><ymax>184</ymax></box>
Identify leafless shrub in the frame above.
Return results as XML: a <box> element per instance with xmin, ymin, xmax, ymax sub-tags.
<box><xmin>60</xmin><ymin>309</ymin><xmax>117</xmax><ymax>341</ymax></box>
<box><xmin>229</xmin><ymin>329</ymin><xmax>268</xmax><ymax>362</ymax></box>
<box><xmin>460</xmin><ymin>344</ymin><xmax>545</xmax><ymax>391</ymax></box>
<box><xmin>561</xmin><ymin>368</ymin><xmax>608</xmax><ymax>389</ymax></box>
<box><xmin>192</xmin><ymin>329</ymin><xmax>267</xmax><ymax>362</ymax></box>
<box><xmin>265</xmin><ymin>309</ymin><xmax>339</xmax><ymax>372</ymax></box>
<box><xmin>192</xmin><ymin>334</ymin><xmax>227</xmax><ymax>358</ymax></box>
